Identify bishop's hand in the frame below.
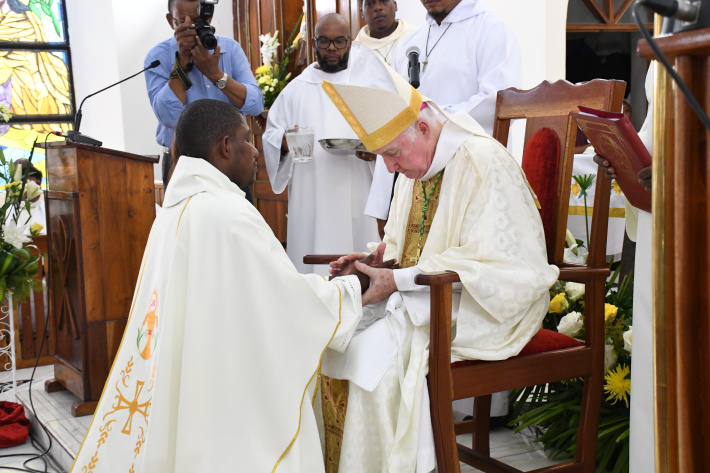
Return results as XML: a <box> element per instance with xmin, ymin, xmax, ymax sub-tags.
<box><xmin>329</xmin><ymin>243</ymin><xmax>397</xmax><ymax>296</ymax></box>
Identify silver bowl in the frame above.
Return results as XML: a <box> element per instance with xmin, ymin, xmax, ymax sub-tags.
<box><xmin>318</xmin><ymin>138</ymin><xmax>367</xmax><ymax>155</ymax></box>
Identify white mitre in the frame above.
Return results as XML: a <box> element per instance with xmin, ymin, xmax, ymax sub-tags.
<box><xmin>321</xmin><ymin>64</ymin><xmax>426</xmax><ymax>152</ymax></box>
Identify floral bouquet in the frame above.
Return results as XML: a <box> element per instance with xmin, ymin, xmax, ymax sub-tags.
<box><xmin>0</xmin><ymin>143</ymin><xmax>43</xmax><ymax>302</ymax></box>
<box><xmin>254</xmin><ymin>14</ymin><xmax>304</xmax><ymax>109</ymax></box>
<box><xmin>510</xmin><ymin>262</ymin><xmax>633</xmax><ymax>473</ymax></box>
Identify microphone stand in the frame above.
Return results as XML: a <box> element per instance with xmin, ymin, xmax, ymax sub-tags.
<box><xmin>65</xmin><ymin>61</ymin><xmax>161</xmax><ymax>147</ymax></box>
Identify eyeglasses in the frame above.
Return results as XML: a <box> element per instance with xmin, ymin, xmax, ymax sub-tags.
<box><xmin>314</xmin><ymin>36</ymin><xmax>350</xmax><ymax>50</ymax></box>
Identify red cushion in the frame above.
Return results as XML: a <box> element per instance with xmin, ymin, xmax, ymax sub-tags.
<box><xmin>450</xmin><ymin>329</ymin><xmax>583</xmax><ymax>369</ymax></box>
<box><xmin>521</xmin><ymin>128</ymin><xmax>560</xmax><ymax>246</ymax></box>
<box><xmin>0</xmin><ymin>401</ymin><xmax>30</xmax><ymax>447</ymax></box>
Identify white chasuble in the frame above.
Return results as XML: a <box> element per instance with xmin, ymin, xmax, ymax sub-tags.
<box><xmin>327</xmin><ymin>114</ymin><xmax>559</xmax><ymax>473</ymax></box>
<box><xmin>264</xmin><ymin>43</ymin><xmax>389</xmax><ymax>275</ymax></box>
<box><xmin>71</xmin><ymin>157</ymin><xmax>362</xmax><ymax>473</ymax></box>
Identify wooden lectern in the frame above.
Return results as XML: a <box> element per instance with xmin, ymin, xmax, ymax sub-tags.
<box><xmin>43</xmin><ymin>142</ymin><xmax>157</xmax><ymax>417</ymax></box>
<box><xmin>638</xmin><ymin>26</ymin><xmax>710</xmax><ymax>472</ymax></box>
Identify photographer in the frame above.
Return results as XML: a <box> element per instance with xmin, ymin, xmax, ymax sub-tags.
<box><xmin>145</xmin><ymin>0</ymin><xmax>263</xmax><ymax>188</ymax></box>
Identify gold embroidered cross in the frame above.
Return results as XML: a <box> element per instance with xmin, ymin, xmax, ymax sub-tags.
<box><xmin>113</xmin><ymin>381</ymin><xmax>151</xmax><ymax>435</ymax></box>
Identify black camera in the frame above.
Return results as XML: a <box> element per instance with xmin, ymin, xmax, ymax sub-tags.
<box><xmin>195</xmin><ymin>0</ymin><xmax>218</xmax><ymax>50</ymax></box>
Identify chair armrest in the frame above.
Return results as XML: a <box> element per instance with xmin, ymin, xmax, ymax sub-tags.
<box><xmin>303</xmin><ymin>255</ymin><xmax>345</xmax><ymax>265</ymax></box>
<box><xmin>414</xmin><ymin>271</ymin><xmax>461</xmax><ymax>286</ymax></box>
<box><xmin>557</xmin><ymin>266</ymin><xmax>610</xmax><ymax>283</ymax></box>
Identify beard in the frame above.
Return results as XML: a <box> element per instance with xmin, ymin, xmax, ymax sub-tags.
<box><xmin>316</xmin><ymin>49</ymin><xmax>350</xmax><ymax>73</ymax></box>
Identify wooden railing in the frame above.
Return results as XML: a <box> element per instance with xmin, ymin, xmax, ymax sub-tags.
<box><xmin>0</xmin><ymin>235</ymin><xmax>54</xmax><ymax>370</ymax></box>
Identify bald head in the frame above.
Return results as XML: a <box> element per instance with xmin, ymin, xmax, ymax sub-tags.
<box><xmin>315</xmin><ymin>13</ymin><xmax>350</xmax><ymax>37</ymax></box>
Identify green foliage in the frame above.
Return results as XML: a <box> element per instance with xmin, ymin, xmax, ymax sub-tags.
<box><xmin>0</xmin><ymin>141</ymin><xmax>42</xmax><ymax>303</ymax></box>
<box><xmin>510</xmin><ymin>261</ymin><xmax>634</xmax><ymax>473</ymax></box>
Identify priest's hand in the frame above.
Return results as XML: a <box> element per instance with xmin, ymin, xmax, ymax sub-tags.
<box><xmin>355</xmin><ymin>151</ymin><xmax>376</xmax><ymax>162</ymax></box>
<box><xmin>355</xmin><ymin>263</ymin><xmax>396</xmax><ymax>306</ymax></box>
<box><xmin>593</xmin><ymin>154</ymin><xmax>617</xmax><ymax>180</ymax></box>
<box><xmin>638</xmin><ymin>165</ymin><xmax>652</xmax><ymax>192</ymax></box>
<box><xmin>329</xmin><ymin>242</ymin><xmax>386</xmax><ymax>276</ymax></box>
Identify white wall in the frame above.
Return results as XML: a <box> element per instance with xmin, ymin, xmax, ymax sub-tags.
<box><xmin>66</xmin><ymin>0</ymin><xmax>235</xmax><ymax>178</ymax></box>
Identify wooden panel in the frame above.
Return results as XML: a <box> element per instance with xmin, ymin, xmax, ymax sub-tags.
<box><xmin>47</xmin><ymin>192</ymin><xmax>85</xmax><ymax>394</ymax></box>
<box><xmin>46</xmin><ymin>144</ymin><xmax>157</xmax><ymax>409</ymax></box>
<box><xmin>54</xmin><ymin>356</ymin><xmax>84</xmax><ymax>399</ymax></box>
<box><xmin>87</xmin><ymin>320</ymin><xmax>126</xmax><ymax>401</ymax></box>
<box><xmin>638</xmin><ymin>28</ymin><xmax>710</xmax><ymax>472</ymax></box>
<box><xmin>250</xmin><ymin>115</ymin><xmax>288</xmax><ymax>244</ymax></box>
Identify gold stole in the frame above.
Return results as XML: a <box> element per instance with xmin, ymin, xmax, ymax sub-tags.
<box><xmin>401</xmin><ymin>171</ymin><xmax>445</xmax><ymax>268</ymax></box>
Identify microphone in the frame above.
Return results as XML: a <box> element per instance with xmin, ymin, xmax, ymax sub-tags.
<box><xmin>406</xmin><ymin>46</ymin><xmax>421</xmax><ymax>89</ymax></box>
<box><xmin>67</xmin><ymin>60</ymin><xmax>161</xmax><ymax>146</ymax></box>
<box><xmin>640</xmin><ymin>0</ymin><xmax>700</xmax><ymax>21</ymax></box>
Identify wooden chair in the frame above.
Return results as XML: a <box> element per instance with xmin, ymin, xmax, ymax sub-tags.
<box><xmin>421</xmin><ymin>79</ymin><xmax>626</xmax><ymax>473</ymax></box>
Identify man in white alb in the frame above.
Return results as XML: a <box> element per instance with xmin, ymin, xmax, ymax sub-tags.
<box><xmin>263</xmin><ymin>14</ymin><xmax>386</xmax><ymax>274</ymax></box>
<box><xmin>594</xmin><ymin>67</ymin><xmax>655</xmax><ymax>473</ymax></box>
<box><xmin>366</xmin><ymin>0</ymin><xmax>522</xmax><ymax>240</ymax></box>
<box><xmin>355</xmin><ymin>0</ymin><xmax>415</xmax><ymax>66</ymax></box>
<box><xmin>355</xmin><ymin>0</ymin><xmax>416</xmax><ymax>237</ymax></box>
<box><xmin>393</xmin><ymin>0</ymin><xmax>521</xmax><ymax>135</ymax></box>
<box><xmin>70</xmin><ymin>99</ymin><xmax>365</xmax><ymax>473</ymax></box>
<box><xmin>320</xmin><ymin>67</ymin><xmax>558</xmax><ymax>473</ymax></box>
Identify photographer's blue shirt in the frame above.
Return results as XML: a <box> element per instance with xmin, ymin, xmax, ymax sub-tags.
<box><xmin>145</xmin><ymin>35</ymin><xmax>264</xmax><ymax>147</ymax></box>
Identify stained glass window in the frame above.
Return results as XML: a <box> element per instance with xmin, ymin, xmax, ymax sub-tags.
<box><xmin>0</xmin><ymin>0</ymin><xmax>74</xmax><ymax>184</ymax></box>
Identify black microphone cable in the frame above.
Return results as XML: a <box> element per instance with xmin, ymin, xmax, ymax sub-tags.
<box><xmin>634</xmin><ymin>0</ymin><xmax>710</xmax><ymax>131</ymax></box>
<box><xmin>0</xmin><ymin>133</ymin><xmax>60</xmax><ymax>473</ymax></box>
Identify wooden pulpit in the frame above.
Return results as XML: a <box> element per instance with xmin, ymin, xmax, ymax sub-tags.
<box><xmin>638</xmin><ymin>25</ymin><xmax>710</xmax><ymax>471</ymax></box>
<box><xmin>43</xmin><ymin>142</ymin><xmax>157</xmax><ymax>417</ymax></box>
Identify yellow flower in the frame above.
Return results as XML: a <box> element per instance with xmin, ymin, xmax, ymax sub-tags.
<box><xmin>612</xmin><ymin>180</ymin><xmax>622</xmax><ymax>195</ymax></box>
<box><xmin>293</xmin><ymin>32</ymin><xmax>302</xmax><ymax>47</ymax></box>
<box><xmin>255</xmin><ymin>65</ymin><xmax>269</xmax><ymax>74</ymax></box>
<box><xmin>604</xmin><ymin>363</ymin><xmax>631</xmax><ymax>407</ymax></box>
<box><xmin>549</xmin><ymin>293</ymin><xmax>569</xmax><ymax>314</ymax></box>
<box><xmin>604</xmin><ymin>303</ymin><xmax>618</xmax><ymax>323</ymax></box>
<box><xmin>29</xmin><ymin>222</ymin><xmax>44</xmax><ymax>236</ymax></box>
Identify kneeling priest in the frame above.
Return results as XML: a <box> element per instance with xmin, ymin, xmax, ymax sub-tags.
<box><xmin>71</xmin><ymin>99</ymin><xmax>364</xmax><ymax>473</ymax></box>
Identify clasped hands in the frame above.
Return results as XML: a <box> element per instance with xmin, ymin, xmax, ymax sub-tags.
<box><xmin>330</xmin><ymin>242</ymin><xmax>399</xmax><ymax>306</ymax></box>
<box><xmin>174</xmin><ymin>16</ymin><xmax>223</xmax><ymax>83</ymax></box>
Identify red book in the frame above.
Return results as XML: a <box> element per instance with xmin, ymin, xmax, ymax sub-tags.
<box><xmin>572</xmin><ymin>106</ymin><xmax>652</xmax><ymax>213</ymax></box>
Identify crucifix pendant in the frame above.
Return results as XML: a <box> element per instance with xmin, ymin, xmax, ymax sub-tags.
<box><xmin>422</xmin><ymin>57</ymin><xmax>428</xmax><ymax>72</ymax></box>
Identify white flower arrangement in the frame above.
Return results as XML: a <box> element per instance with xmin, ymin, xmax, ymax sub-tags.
<box><xmin>557</xmin><ymin>311</ymin><xmax>584</xmax><ymax>338</ymax></box>
<box><xmin>623</xmin><ymin>327</ymin><xmax>632</xmax><ymax>354</ymax></box>
<box><xmin>259</xmin><ymin>31</ymin><xmax>280</xmax><ymax>67</ymax></box>
<box><xmin>604</xmin><ymin>342</ymin><xmax>618</xmax><ymax>371</ymax></box>
<box><xmin>564</xmin><ymin>281</ymin><xmax>585</xmax><ymax>302</ymax></box>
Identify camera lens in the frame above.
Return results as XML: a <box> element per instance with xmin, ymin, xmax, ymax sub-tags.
<box><xmin>195</xmin><ymin>22</ymin><xmax>218</xmax><ymax>49</ymax></box>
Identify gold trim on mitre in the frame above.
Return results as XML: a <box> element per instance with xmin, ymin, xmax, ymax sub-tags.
<box><xmin>322</xmin><ymin>80</ymin><xmax>423</xmax><ymax>151</ymax></box>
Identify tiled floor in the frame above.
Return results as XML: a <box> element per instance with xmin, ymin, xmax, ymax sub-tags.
<box><xmin>0</xmin><ymin>365</ymin><xmax>560</xmax><ymax>473</ymax></box>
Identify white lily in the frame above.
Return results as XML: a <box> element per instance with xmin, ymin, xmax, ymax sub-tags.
<box><xmin>25</xmin><ymin>180</ymin><xmax>41</xmax><ymax>202</ymax></box>
<box><xmin>3</xmin><ymin>219</ymin><xmax>30</xmax><ymax>249</ymax></box>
